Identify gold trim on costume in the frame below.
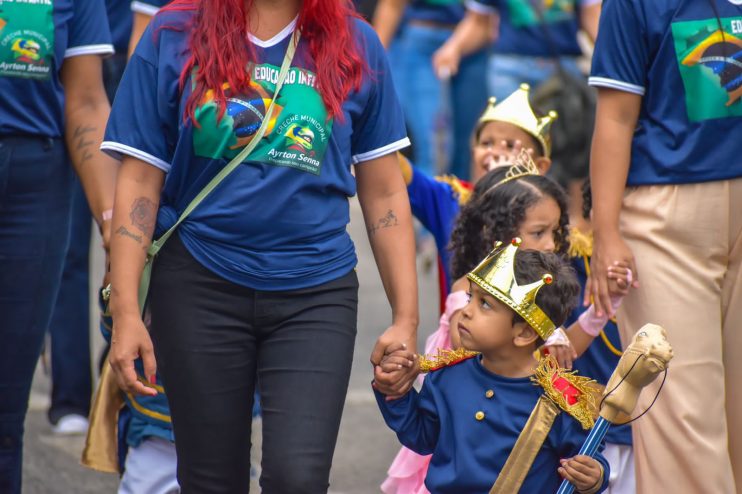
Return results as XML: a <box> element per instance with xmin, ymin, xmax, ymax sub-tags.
<box><xmin>489</xmin><ymin>396</ymin><xmax>560</xmax><ymax>494</ymax></box>
<box><xmin>435</xmin><ymin>175</ymin><xmax>472</xmax><ymax>205</ymax></box>
<box><xmin>418</xmin><ymin>347</ymin><xmax>480</xmax><ymax>373</ymax></box>
<box><xmin>126</xmin><ymin>392</ymin><xmax>172</xmax><ymax>423</ymax></box>
<box><xmin>532</xmin><ymin>355</ymin><xmax>600</xmax><ymax>430</ymax></box>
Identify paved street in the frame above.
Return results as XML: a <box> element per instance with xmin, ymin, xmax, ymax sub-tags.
<box><xmin>23</xmin><ymin>197</ymin><xmax>440</xmax><ymax>493</ymax></box>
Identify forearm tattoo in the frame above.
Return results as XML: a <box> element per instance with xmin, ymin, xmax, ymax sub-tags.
<box><xmin>367</xmin><ymin>209</ymin><xmax>399</xmax><ymax>237</ymax></box>
<box><xmin>116</xmin><ymin>226</ymin><xmax>142</xmax><ymax>244</ymax></box>
<box><xmin>129</xmin><ymin>197</ymin><xmax>156</xmax><ymax>235</ymax></box>
<box><xmin>73</xmin><ymin>125</ymin><xmax>95</xmax><ymax>164</ymax></box>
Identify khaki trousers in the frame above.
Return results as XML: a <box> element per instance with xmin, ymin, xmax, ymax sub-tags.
<box><xmin>616</xmin><ymin>178</ymin><xmax>742</xmax><ymax>493</ymax></box>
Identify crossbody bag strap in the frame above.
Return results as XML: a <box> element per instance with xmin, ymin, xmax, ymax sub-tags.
<box><xmin>133</xmin><ymin>29</ymin><xmax>301</xmax><ymax>312</ymax></box>
<box><xmin>149</xmin><ymin>28</ymin><xmax>301</xmax><ymax>259</ymax></box>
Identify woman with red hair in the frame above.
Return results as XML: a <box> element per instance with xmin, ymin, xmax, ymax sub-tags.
<box><xmin>101</xmin><ymin>0</ymin><xmax>419</xmax><ymax>491</ymax></box>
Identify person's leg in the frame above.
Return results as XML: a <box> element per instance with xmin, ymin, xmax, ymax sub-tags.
<box><xmin>722</xmin><ymin>177</ymin><xmax>742</xmax><ymax>492</ymax></box>
<box><xmin>149</xmin><ymin>235</ymin><xmax>257</xmax><ymax>494</ymax></box>
<box><xmin>486</xmin><ymin>54</ymin><xmax>557</xmax><ymax>101</ymax></box>
<box><xmin>616</xmin><ymin>182</ymin><xmax>735</xmax><ymax>493</ymax></box>
<box><xmin>393</xmin><ymin>24</ymin><xmax>445</xmax><ymax>175</ymax></box>
<box><xmin>0</xmin><ymin>137</ymin><xmax>73</xmax><ymax>494</ymax></box>
<box><xmin>119</xmin><ymin>437</ymin><xmax>179</xmax><ymax>494</ymax></box>
<box><xmin>48</xmin><ymin>179</ymin><xmax>93</xmax><ymax>427</ymax></box>
<box><xmin>258</xmin><ymin>270</ymin><xmax>358</xmax><ymax>493</ymax></box>
<box><xmin>449</xmin><ymin>47</ymin><xmax>488</xmax><ymax>180</ymax></box>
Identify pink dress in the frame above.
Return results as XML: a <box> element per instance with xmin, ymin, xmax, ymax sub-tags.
<box><xmin>381</xmin><ymin>291</ymin><xmax>469</xmax><ymax>494</ymax></box>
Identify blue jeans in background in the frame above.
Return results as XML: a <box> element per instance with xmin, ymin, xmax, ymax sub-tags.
<box><xmin>0</xmin><ymin>136</ymin><xmax>73</xmax><ymax>494</ymax></box>
<box><xmin>486</xmin><ymin>52</ymin><xmax>583</xmax><ymax>101</ymax></box>
<box><xmin>388</xmin><ymin>23</ymin><xmax>488</xmax><ymax>180</ymax></box>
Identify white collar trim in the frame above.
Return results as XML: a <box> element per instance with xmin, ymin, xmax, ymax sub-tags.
<box><xmin>248</xmin><ymin>16</ymin><xmax>298</xmax><ymax>48</ymax></box>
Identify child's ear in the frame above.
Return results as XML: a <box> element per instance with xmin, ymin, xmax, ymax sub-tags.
<box><xmin>535</xmin><ymin>157</ymin><xmax>552</xmax><ymax>175</ymax></box>
<box><xmin>512</xmin><ymin>322</ymin><xmax>539</xmax><ymax>347</ymax></box>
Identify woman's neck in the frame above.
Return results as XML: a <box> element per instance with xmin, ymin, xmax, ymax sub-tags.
<box><xmin>247</xmin><ymin>0</ymin><xmax>302</xmax><ymax>41</ymax></box>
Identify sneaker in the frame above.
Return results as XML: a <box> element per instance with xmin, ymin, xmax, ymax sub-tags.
<box><xmin>52</xmin><ymin>414</ymin><xmax>89</xmax><ymax>435</ymax></box>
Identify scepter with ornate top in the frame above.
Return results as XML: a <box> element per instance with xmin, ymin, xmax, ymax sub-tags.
<box><xmin>556</xmin><ymin>323</ymin><xmax>673</xmax><ymax>494</ymax></box>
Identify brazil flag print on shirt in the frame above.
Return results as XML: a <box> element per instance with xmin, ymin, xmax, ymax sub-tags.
<box><xmin>193</xmin><ymin>64</ymin><xmax>332</xmax><ymax>176</ymax></box>
<box><xmin>505</xmin><ymin>0</ymin><xmax>576</xmax><ymax>28</ymax></box>
<box><xmin>672</xmin><ymin>15</ymin><xmax>742</xmax><ymax>122</ymax></box>
<box><xmin>0</xmin><ymin>0</ymin><xmax>54</xmax><ymax>80</ymax></box>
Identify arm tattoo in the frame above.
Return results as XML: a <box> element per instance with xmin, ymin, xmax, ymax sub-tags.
<box><xmin>367</xmin><ymin>209</ymin><xmax>399</xmax><ymax>237</ymax></box>
<box><xmin>116</xmin><ymin>226</ymin><xmax>143</xmax><ymax>244</ymax></box>
<box><xmin>129</xmin><ymin>197</ymin><xmax>156</xmax><ymax>235</ymax></box>
<box><xmin>73</xmin><ymin>125</ymin><xmax>95</xmax><ymax>163</ymax></box>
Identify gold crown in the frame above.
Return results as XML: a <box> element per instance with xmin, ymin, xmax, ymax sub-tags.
<box><xmin>467</xmin><ymin>238</ymin><xmax>556</xmax><ymax>340</ymax></box>
<box><xmin>478</xmin><ymin>83</ymin><xmax>557</xmax><ymax>157</ymax></box>
<box><xmin>493</xmin><ymin>148</ymin><xmax>541</xmax><ymax>187</ymax></box>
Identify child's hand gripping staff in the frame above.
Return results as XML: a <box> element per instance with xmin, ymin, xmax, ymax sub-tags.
<box><xmin>556</xmin><ymin>323</ymin><xmax>674</xmax><ymax>494</ymax></box>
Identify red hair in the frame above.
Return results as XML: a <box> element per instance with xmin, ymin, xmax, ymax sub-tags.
<box><xmin>162</xmin><ymin>0</ymin><xmax>367</xmax><ymax>124</ymax></box>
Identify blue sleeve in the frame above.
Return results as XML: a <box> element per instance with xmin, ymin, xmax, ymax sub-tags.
<box><xmin>65</xmin><ymin>0</ymin><xmax>114</xmax><ymax>58</ymax></box>
<box><xmin>588</xmin><ymin>0</ymin><xmax>648</xmax><ymax>96</ymax></box>
<box><xmin>374</xmin><ymin>381</ymin><xmax>441</xmax><ymax>455</ymax></box>
<box><xmin>557</xmin><ymin>416</ymin><xmax>611</xmax><ymax>493</ymax></box>
<box><xmin>407</xmin><ymin>168</ymin><xmax>461</xmax><ymax>248</ymax></box>
<box><xmin>465</xmin><ymin>0</ymin><xmax>498</xmax><ymax>15</ymax></box>
<box><xmin>131</xmin><ymin>0</ymin><xmax>168</xmax><ymax>16</ymax></box>
<box><xmin>350</xmin><ymin>21</ymin><xmax>410</xmax><ymax>164</ymax></box>
<box><xmin>101</xmin><ymin>21</ymin><xmax>177</xmax><ymax>172</ymax></box>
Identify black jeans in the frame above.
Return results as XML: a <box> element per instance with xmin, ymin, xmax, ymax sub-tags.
<box><xmin>149</xmin><ymin>235</ymin><xmax>359</xmax><ymax>493</ymax></box>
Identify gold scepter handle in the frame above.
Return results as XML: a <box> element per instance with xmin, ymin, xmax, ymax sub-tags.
<box><xmin>600</xmin><ymin>323</ymin><xmax>674</xmax><ymax>423</ymax></box>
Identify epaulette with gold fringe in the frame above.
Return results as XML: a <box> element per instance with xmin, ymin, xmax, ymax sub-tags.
<box><xmin>434</xmin><ymin>175</ymin><xmax>472</xmax><ymax>205</ymax></box>
<box><xmin>567</xmin><ymin>227</ymin><xmax>593</xmax><ymax>259</ymax></box>
<box><xmin>532</xmin><ymin>355</ymin><xmax>600</xmax><ymax>429</ymax></box>
<box><xmin>418</xmin><ymin>348</ymin><xmax>479</xmax><ymax>373</ymax></box>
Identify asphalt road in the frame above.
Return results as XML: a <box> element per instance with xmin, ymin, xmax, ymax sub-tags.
<box><xmin>23</xmin><ymin>197</ymin><xmax>440</xmax><ymax>493</ymax></box>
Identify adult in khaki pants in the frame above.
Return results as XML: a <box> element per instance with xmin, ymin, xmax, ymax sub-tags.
<box><xmin>586</xmin><ymin>0</ymin><xmax>742</xmax><ymax>492</ymax></box>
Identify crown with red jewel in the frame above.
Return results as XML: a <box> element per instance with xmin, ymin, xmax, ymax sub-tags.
<box><xmin>467</xmin><ymin>238</ymin><xmax>556</xmax><ymax>340</ymax></box>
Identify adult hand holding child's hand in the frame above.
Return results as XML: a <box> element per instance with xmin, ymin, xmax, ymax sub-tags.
<box><xmin>371</xmin><ymin>323</ymin><xmax>418</xmax><ymax>400</ymax></box>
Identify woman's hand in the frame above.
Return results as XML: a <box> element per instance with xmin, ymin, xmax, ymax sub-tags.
<box><xmin>586</xmin><ymin>230</ymin><xmax>639</xmax><ymax>317</ymax></box>
<box><xmin>559</xmin><ymin>455</ymin><xmax>604</xmax><ymax>493</ymax></box>
<box><xmin>371</xmin><ymin>323</ymin><xmax>418</xmax><ymax>400</ymax></box>
<box><xmin>109</xmin><ymin>313</ymin><xmax>158</xmax><ymax>397</ymax></box>
<box><xmin>432</xmin><ymin>43</ymin><xmax>461</xmax><ymax>79</ymax></box>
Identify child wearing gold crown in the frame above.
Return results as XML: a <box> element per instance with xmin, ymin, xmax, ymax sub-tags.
<box><xmin>375</xmin><ymin>240</ymin><xmax>610</xmax><ymax>493</ymax></box>
<box><xmin>400</xmin><ymin>83</ymin><xmax>557</xmax><ymax>313</ymax></box>
<box><xmin>381</xmin><ymin>150</ymin><xmax>572</xmax><ymax>494</ymax></box>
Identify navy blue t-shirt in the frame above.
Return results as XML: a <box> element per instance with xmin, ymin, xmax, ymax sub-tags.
<box><xmin>466</xmin><ymin>0</ymin><xmax>600</xmax><ymax>57</ymax></box>
<box><xmin>105</xmin><ymin>0</ymin><xmax>132</xmax><ymax>53</ymax></box>
<box><xmin>103</xmin><ymin>11</ymin><xmax>409</xmax><ymax>290</ymax></box>
<box><xmin>405</xmin><ymin>0</ymin><xmax>466</xmax><ymax>26</ymax></box>
<box><xmin>0</xmin><ymin>0</ymin><xmax>113</xmax><ymax>137</ymax></box>
<box><xmin>130</xmin><ymin>0</ymin><xmax>164</xmax><ymax>17</ymax></box>
<box><xmin>590</xmin><ymin>0</ymin><xmax>742</xmax><ymax>185</ymax></box>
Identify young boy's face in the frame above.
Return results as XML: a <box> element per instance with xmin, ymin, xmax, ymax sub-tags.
<box><xmin>471</xmin><ymin>121</ymin><xmax>551</xmax><ymax>183</ymax></box>
<box><xmin>458</xmin><ymin>281</ymin><xmax>527</xmax><ymax>354</ymax></box>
